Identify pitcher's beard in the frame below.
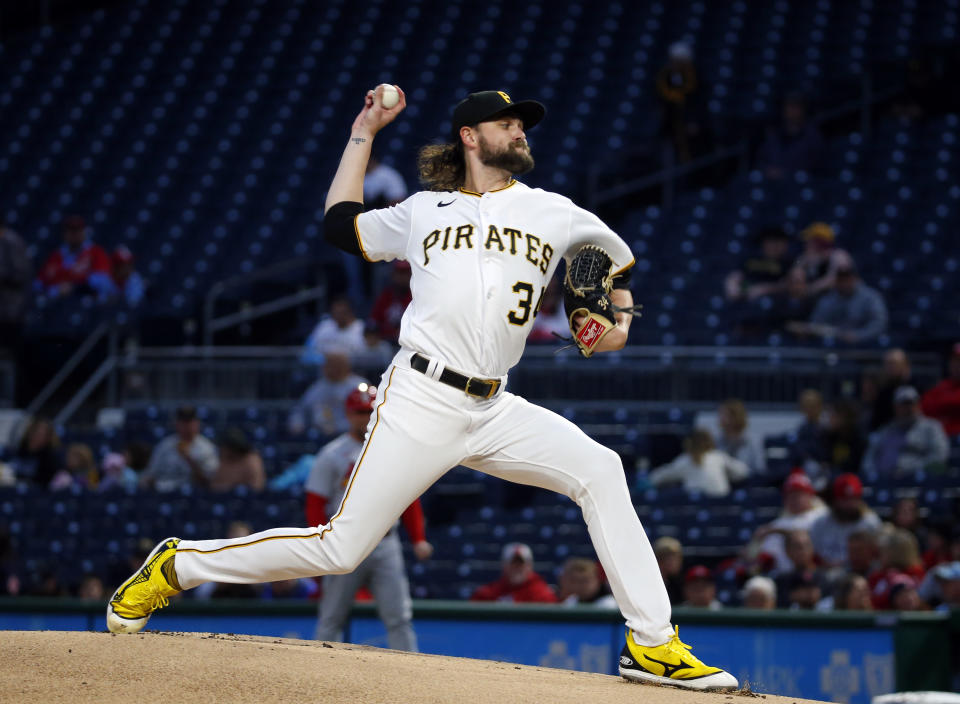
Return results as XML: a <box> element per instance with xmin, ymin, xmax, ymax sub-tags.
<box><xmin>478</xmin><ymin>136</ymin><xmax>535</xmax><ymax>175</ymax></box>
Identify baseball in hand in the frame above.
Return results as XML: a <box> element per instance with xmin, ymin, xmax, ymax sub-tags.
<box><xmin>378</xmin><ymin>83</ymin><xmax>400</xmax><ymax>109</ymax></box>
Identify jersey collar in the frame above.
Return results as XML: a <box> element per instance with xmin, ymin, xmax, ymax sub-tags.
<box><xmin>458</xmin><ymin>179</ymin><xmax>518</xmax><ymax>197</ymax></box>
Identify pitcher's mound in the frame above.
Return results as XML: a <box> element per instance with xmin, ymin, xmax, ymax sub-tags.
<box><xmin>1</xmin><ymin>630</ymin><xmax>831</xmax><ymax>704</ymax></box>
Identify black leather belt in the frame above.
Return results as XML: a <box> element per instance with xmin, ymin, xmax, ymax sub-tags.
<box><xmin>410</xmin><ymin>353</ymin><xmax>501</xmax><ymax>399</ymax></box>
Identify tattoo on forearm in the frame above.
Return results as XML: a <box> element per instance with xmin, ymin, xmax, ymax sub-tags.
<box><xmin>351</xmin><ymin>137</ymin><xmax>367</xmax><ymax>145</ymax></box>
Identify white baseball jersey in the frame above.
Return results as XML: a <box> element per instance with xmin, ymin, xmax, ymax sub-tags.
<box><xmin>355</xmin><ymin>181</ymin><xmax>635</xmax><ymax>377</ymax></box>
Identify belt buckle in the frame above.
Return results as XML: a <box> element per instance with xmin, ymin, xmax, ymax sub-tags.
<box><xmin>466</xmin><ymin>377</ymin><xmax>499</xmax><ymax>399</ymax></box>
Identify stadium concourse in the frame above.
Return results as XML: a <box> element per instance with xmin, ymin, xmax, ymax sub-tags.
<box><xmin>0</xmin><ymin>0</ymin><xmax>959</xmax><ymax>699</ymax></box>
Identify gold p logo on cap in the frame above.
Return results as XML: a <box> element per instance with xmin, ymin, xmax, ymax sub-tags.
<box><xmin>497</xmin><ymin>91</ymin><xmax>512</xmax><ymax>104</ymax></box>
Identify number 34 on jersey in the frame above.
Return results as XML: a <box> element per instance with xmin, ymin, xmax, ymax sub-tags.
<box><xmin>422</xmin><ymin>222</ymin><xmax>552</xmax><ymax>327</ymax></box>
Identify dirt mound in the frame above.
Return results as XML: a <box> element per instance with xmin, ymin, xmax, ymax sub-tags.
<box><xmin>0</xmin><ymin>630</ymin><xmax>830</xmax><ymax>704</ymax></box>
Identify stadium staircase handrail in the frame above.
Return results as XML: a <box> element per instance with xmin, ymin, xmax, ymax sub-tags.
<box><xmin>202</xmin><ymin>258</ymin><xmax>328</xmax><ymax>347</ymax></box>
<box><xmin>24</xmin><ymin>321</ymin><xmax>115</xmax><ymax>418</ymax></box>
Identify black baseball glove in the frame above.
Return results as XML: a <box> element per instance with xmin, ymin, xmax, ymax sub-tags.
<box><xmin>562</xmin><ymin>245</ymin><xmax>641</xmax><ymax>357</ymax></box>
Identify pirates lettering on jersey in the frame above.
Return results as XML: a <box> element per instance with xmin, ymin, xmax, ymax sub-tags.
<box><xmin>423</xmin><ymin>223</ymin><xmax>554</xmax><ymax>273</ymax></box>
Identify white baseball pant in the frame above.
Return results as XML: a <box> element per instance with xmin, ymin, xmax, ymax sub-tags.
<box><xmin>174</xmin><ymin>352</ymin><xmax>674</xmax><ymax>646</ymax></box>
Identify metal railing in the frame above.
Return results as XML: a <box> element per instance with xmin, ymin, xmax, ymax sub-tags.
<box><xmin>24</xmin><ymin>321</ymin><xmax>117</xmax><ymax>418</ymax></box>
<box><xmin>50</xmin><ymin>344</ymin><xmax>944</xmax><ymax>426</ymax></box>
<box><xmin>202</xmin><ymin>258</ymin><xmax>328</xmax><ymax>347</ymax></box>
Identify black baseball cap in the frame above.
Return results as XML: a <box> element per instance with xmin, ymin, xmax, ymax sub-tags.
<box><xmin>451</xmin><ymin>90</ymin><xmax>545</xmax><ymax>140</ymax></box>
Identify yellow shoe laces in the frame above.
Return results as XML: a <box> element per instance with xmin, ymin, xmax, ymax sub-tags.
<box><xmin>664</xmin><ymin>627</ymin><xmax>704</xmax><ymax>665</ymax></box>
<box><xmin>131</xmin><ymin>583</ymin><xmax>170</xmax><ymax>615</ymax></box>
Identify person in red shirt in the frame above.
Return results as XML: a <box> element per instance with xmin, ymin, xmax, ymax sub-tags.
<box><xmin>920</xmin><ymin>343</ymin><xmax>960</xmax><ymax>436</ymax></box>
<box><xmin>369</xmin><ymin>260</ymin><xmax>412</xmax><ymax>343</ymax></box>
<box><xmin>868</xmin><ymin>528</ymin><xmax>927</xmax><ymax>609</ymax></box>
<box><xmin>36</xmin><ymin>215</ymin><xmax>112</xmax><ymax>299</ymax></box>
<box><xmin>471</xmin><ymin>542</ymin><xmax>558</xmax><ymax>603</ymax></box>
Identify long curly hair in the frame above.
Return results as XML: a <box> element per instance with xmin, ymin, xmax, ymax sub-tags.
<box><xmin>417</xmin><ymin>142</ymin><xmax>465</xmax><ymax>192</ymax></box>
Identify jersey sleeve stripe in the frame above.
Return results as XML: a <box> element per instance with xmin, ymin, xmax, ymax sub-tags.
<box><xmin>176</xmin><ymin>367</ymin><xmax>396</xmax><ymax>555</ymax></box>
<box><xmin>354</xmin><ymin>213</ymin><xmax>373</xmax><ymax>262</ymax></box>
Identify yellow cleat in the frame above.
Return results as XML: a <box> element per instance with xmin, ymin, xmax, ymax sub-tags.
<box><xmin>619</xmin><ymin>626</ymin><xmax>738</xmax><ymax>691</ymax></box>
<box><xmin>106</xmin><ymin>537</ymin><xmax>182</xmax><ymax>634</ymax></box>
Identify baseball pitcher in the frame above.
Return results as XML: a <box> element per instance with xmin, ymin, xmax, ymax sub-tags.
<box><xmin>107</xmin><ymin>86</ymin><xmax>737</xmax><ymax>691</ymax></box>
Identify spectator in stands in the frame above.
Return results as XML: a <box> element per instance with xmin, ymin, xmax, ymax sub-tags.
<box><xmin>741</xmin><ymin>575</ymin><xmax>776</xmax><ymax>610</ymax></box>
<box><xmin>124</xmin><ymin>441</ymin><xmax>152</xmax><ymax>475</ymax></box>
<box><xmin>653</xmin><ymin>536</ymin><xmax>685</xmax><ymax>606</ymax></box>
<box><xmin>918</xmin><ymin>561</ymin><xmax>960</xmax><ymax>611</ymax></box>
<box><xmin>528</xmin><ymin>277</ymin><xmax>569</xmax><ymax>344</ymax></box>
<box><xmin>208</xmin><ymin>427</ymin><xmax>266</xmax><ymax>492</ymax></box>
<box><xmin>862</xmin><ymin>386</ymin><xmax>949</xmax><ymax>477</ymax></box>
<box><xmin>320</xmin><ymin>303</ymin><xmax>365</xmax><ymax>361</ymax></box>
<box><xmin>0</xmin><ymin>217</ymin><xmax>31</xmax><ymax>357</ymax></box>
<box><xmin>681</xmin><ymin>565</ymin><xmax>721</xmax><ymax>609</ymax></box>
<box><xmin>870</xmin><ymin>349</ymin><xmax>918</xmax><ymax>431</ymax></box>
<box><xmin>724</xmin><ymin>227</ymin><xmax>792</xmax><ymax>303</ymax></box>
<box><xmin>50</xmin><ymin>443</ymin><xmax>98</xmax><ymax>490</ymax></box>
<box><xmin>783</xmin><ymin>569</ymin><xmax>824</xmax><ymax>610</ymax></box>
<box><xmin>891</xmin><ymin>56</ymin><xmax>940</xmax><ymax>123</ymax></box>
<box><xmin>809</xmin><ymin>474</ymin><xmax>882</xmax><ymax>568</ymax></box>
<box><xmin>830</xmin><ymin>573</ymin><xmax>873</xmax><ymax>611</ymax></box>
<box><xmin>656</xmin><ymin>41</ymin><xmax>701</xmax><ymax>164</ymax></box>
<box><xmin>99</xmin><ymin>452</ymin><xmax>139</xmax><ymax>492</ymax></box>
<box><xmin>750</xmin><ymin>473</ymin><xmax>827</xmax><ymax>574</ymax></box>
<box><xmin>35</xmin><ymin>215</ymin><xmax>112</xmax><ymax>300</ymax></box>
<box><xmin>77</xmin><ymin>574</ymin><xmax>105</xmax><ymax>600</ymax></box>
<box><xmin>363</xmin><ymin>154</ymin><xmax>408</xmax><ymax>210</ymax></box>
<box><xmin>353</xmin><ymin>321</ymin><xmax>395</xmax><ymax>369</ymax></box>
<box><xmin>302</xmin><ymin>297</ymin><xmax>367</xmax><ymax>362</ymax></box>
<box><xmin>883</xmin><ymin>574</ymin><xmax>926</xmax><ymax>611</ymax></box>
<box><xmin>369</xmin><ymin>261</ymin><xmax>412</xmax><ymax>343</ymax></box>
<box><xmin>870</xmin><ymin>529</ymin><xmax>927</xmax><ymax>609</ymax></box>
<box><xmin>103</xmin><ymin>245</ymin><xmax>145</xmax><ymax>307</ymax></box>
<box><xmin>764</xmin><ymin>267</ymin><xmax>817</xmax><ymax>337</ymax></box>
<box><xmin>756</xmin><ymin>92</ymin><xmax>824</xmax><ymax>180</ymax></box>
<box><xmin>920</xmin><ymin>342</ymin><xmax>960</xmax><ymax>436</ymax></box>
<box><xmin>789</xmin><ymin>265</ymin><xmax>888</xmax><ymax>345</ymax></box>
<box><xmin>287</xmin><ymin>351</ymin><xmax>368</xmax><ymax>437</ymax></box>
<box><xmin>822</xmin><ymin>399</ymin><xmax>867</xmax><ymax>475</ymax></box>
<box><xmin>921</xmin><ymin>521</ymin><xmax>955</xmax><ymax>570</ymax></box>
<box><xmin>790</xmin><ymin>222</ymin><xmax>854</xmax><ymax>300</ymax></box>
<box><xmin>557</xmin><ymin>557</ymin><xmax>616</xmax><ymax>607</ymax></box>
<box><xmin>715</xmin><ymin>398</ymin><xmax>765</xmax><ymax>475</ymax></box>
<box><xmin>777</xmin><ymin>530</ymin><xmax>823</xmax><ymax>580</ymax></box>
<box><xmin>11</xmin><ymin>417</ymin><xmax>62</xmax><ymax>488</ymax></box>
<box><xmin>140</xmin><ymin>405</ymin><xmax>218</xmax><ymax>491</ymax></box>
<box><xmin>891</xmin><ymin>497</ymin><xmax>926</xmax><ymax>546</ymax></box>
<box><xmin>471</xmin><ymin>542</ymin><xmax>557</xmax><ymax>603</ymax></box>
<box><xmin>647</xmin><ymin>428</ymin><xmax>749</xmax><ymax>497</ymax></box>
<box><xmin>791</xmin><ymin>390</ymin><xmax>828</xmax><ymax>471</ymax></box>
<box><xmin>847</xmin><ymin>529</ymin><xmax>880</xmax><ymax>579</ymax></box>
